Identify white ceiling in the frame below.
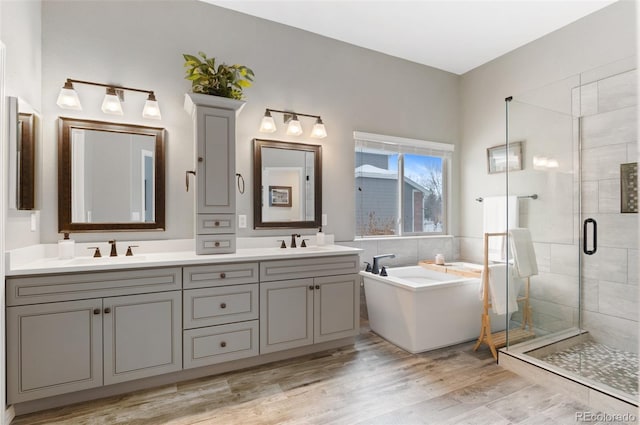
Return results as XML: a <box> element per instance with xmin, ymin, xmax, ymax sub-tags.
<box><xmin>204</xmin><ymin>0</ymin><xmax>617</xmax><ymax>75</ymax></box>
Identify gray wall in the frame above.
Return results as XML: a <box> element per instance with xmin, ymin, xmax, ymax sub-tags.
<box><xmin>35</xmin><ymin>0</ymin><xmax>460</xmax><ymax>245</ymax></box>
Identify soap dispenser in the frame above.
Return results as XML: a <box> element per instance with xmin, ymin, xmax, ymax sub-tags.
<box><xmin>58</xmin><ymin>233</ymin><xmax>75</xmax><ymax>259</ymax></box>
<box><xmin>316</xmin><ymin>227</ymin><xmax>325</xmax><ymax>246</ymax></box>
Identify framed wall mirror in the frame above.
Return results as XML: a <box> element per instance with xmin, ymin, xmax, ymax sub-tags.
<box><xmin>253</xmin><ymin>139</ymin><xmax>322</xmax><ymax>229</ymax></box>
<box><xmin>7</xmin><ymin>96</ymin><xmax>37</xmax><ymax>210</ymax></box>
<box><xmin>58</xmin><ymin>117</ymin><xmax>165</xmax><ymax>232</ymax></box>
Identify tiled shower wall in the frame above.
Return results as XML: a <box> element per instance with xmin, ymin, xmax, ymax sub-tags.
<box><xmin>578</xmin><ymin>68</ymin><xmax>638</xmax><ymax>353</ymax></box>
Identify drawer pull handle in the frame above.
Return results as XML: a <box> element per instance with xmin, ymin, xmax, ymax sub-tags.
<box><xmin>315</xmin><ymin>285</ymin><xmax>320</xmax><ymax>290</ymax></box>
<box><xmin>214</xmin><ymin>242</ymin><xmax>220</xmax><ymax>248</ymax></box>
<box><xmin>104</xmin><ymin>307</ymin><xmax>111</xmax><ymax>314</ymax></box>
<box><xmin>93</xmin><ymin>308</ymin><xmax>101</xmax><ymax>315</ymax></box>
<box><xmin>220</xmin><ymin>272</ymin><xmax>226</xmax><ymax>279</ymax></box>
<box><xmin>309</xmin><ymin>285</ymin><xmax>314</xmax><ymax>290</ymax></box>
<box><xmin>220</xmin><ymin>302</ymin><xmax>227</xmax><ymax>309</ymax></box>
<box><xmin>214</xmin><ymin>221</ymin><xmax>220</xmax><ymax>227</ymax></box>
<box><xmin>220</xmin><ymin>341</ymin><xmax>227</xmax><ymax>348</ymax></box>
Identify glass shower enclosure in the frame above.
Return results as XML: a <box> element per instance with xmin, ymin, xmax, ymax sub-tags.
<box><xmin>503</xmin><ymin>57</ymin><xmax>638</xmax><ymax>406</ymax></box>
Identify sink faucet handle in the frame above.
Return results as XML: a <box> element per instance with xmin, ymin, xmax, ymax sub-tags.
<box><xmin>278</xmin><ymin>239</ymin><xmax>287</xmax><ymax>249</ymax></box>
<box><xmin>126</xmin><ymin>245</ymin><xmax>139</xmax><ymax>256</ymax></box>
<box><xmin>364</xmin><ymin>262</ymin><xmax>372</xmax><ymax>272</ymax></box>
<box><xmin>108</xmin><ymin>240</ymin><xmax>118</xmax><ymax>257</ymax></box>
<box><xmin>301</xmin><ymin>239</ymin><xmax>309</xmax><ymax>248</ymax></box>
<box><xmin>88</xmin><ymin>247</ymin><xmax>102</xmax><ymax>258</ymax></box>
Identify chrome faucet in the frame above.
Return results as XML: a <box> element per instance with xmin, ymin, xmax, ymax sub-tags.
<box><xmin>290</xmin><ymin>233</ymin><xmax>300</xmax><ymax>248</ymax></box>
<box><xmin>372</xmin><ymin>253</ymin><xmax>395</xmax><ymax>274</ymax></box>
<box><xmin>108</xmin><ymin>240</ymin><xmax>118</xmax><ymax>257</ymax></box>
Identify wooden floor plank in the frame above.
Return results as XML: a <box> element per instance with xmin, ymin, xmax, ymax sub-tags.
<box><xmin>12</xmin><ymin>328</ymin><xmax>597</xmax><ymax>425</ymax></box>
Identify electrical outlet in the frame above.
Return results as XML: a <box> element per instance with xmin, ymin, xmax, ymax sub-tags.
<box><xmin>238</xmin><ymin>214</ymin><xmax>247</xmax><ymax>228</ymax></box>
<box><xmin>322</xmin><ymin>214</ymin><xmax>328</xmax><ymax>226</ymax></box>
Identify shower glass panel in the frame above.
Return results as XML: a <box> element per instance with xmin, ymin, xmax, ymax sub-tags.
<box><xmin>505</xmin><ymin>57</ymin><xmax>638</xmax><ymax>404</ymax></box>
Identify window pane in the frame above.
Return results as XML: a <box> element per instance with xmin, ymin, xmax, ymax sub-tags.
<box><xmin>355</xmin><ymin>150</ymin><xmax>398</xmax><ymax>236</ymax></box>
<box><xmin>402</xmin><ymin>154</ymin><xmax>443</xmax><ymax>233</ymax></box>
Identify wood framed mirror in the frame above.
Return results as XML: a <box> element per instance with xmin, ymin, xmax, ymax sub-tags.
<box><xmin>7</xmin><ymin>96</ymin><xmax>37</xmax><ymax>210</ymax></box>
<box><xmin>58</xmin><ymin>117</ymin><xmax>165</xmax><ymax>232</ymax></box>
<box><xmin>253</xmin><ymin>139</ymin><xmax>322</xmax><ymax>229</ymax></box>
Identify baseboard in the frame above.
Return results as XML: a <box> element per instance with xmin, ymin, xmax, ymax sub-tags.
<box><xmin>4</xmin><ymin>406</ymin><xmax>15</xmax><ymax>424</ymax></box>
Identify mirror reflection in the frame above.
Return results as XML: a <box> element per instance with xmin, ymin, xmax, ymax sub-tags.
<box><xmin>253</xmin><ymin>139</ymin><xmax>322</xmax><ymax>229</ymax></box>
<box><xmin>59</xmin><ymin>117</ymin><xmax>165</xmax><ymax>232</ymax></box>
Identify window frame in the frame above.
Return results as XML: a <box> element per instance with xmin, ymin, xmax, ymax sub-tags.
<box><xmin>354</xmin><ymin>131</ymin><xmax>453</xmax><ymax>238</ymax></box>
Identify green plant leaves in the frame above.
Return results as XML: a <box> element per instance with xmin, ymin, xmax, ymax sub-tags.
<box><xmin>183</xmin><ymin>52</ymin><xmax>254</xmax><ymax>99</ymax></box>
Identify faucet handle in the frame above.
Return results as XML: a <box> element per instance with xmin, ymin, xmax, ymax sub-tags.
<box><xmin>301</xmin><ymin>239</ymin><xmax>309</xmax><ymax>248</ymax></box>
<box><xmin>88</xmin><ymin>247</ymin><xmax>102</xmax><ymax>258</ymax></box>
<box><xmin>278</xmin><ymin>240</ymin><xmax>287</xmax><ymax>249</ymax></box>
<box><xmin>380</xmin><ymin>266</ymin><xmax>388</xmax><ymax>277</ymax></box>
<box><xmin>126</xmin><ymin>245</ymin><xmax>139</xmax><ymax>256</ymax></box>
<box><xmin>364</xmin><ymin>262</ymin><xmax>372</xmax><ymax>272</ymax></box>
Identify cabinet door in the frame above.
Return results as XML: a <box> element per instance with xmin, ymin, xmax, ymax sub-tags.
<box><xmin>7</xmin><ymin>299</ymin><xmax>103</xmax><ymax>404</ymax></box>
<box><xmin>260</xmin><ymin>279</ymin><xmax>314</xmax><ymax>354</ymax></box>
<box><xmin>103</xmin><ymin>291</ymin><xmax>182</xmax><ymax>385</ymax></box>
<box><xmin>314</xmin><ymin>274</ymin><xmax>360</xmax><ymax>343</ymax></box>
<box><xmin>196</xmin><ymin>106</ymin><xmax>235</xmax><ymax>214</ymax></box>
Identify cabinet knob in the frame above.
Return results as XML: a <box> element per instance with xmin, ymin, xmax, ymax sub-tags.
<box><xmin>104</xmin><ymin>307</ymin><xmax>111</xmax><ymax>314</ymax></box>
<box><xmin>198</xmin><ymin>157</ymin><xmax>203</xmax><ymax>163</ymax></box>
<box><xmin>214</xmin><ymin>242</ymin><xmax>220</xmax><ymax>248</ymax></box>
<box><xmin>214</xmin><ymin>221</ymin><xmax>220</xmax><ymax>227</ymax></box>
<box><xmin>220</xmin><ymin>272</ymin><xmax>226</xmax><ymax>279</ymax></box>
<box><xmin>220</xmin><ymin>341</ymin><xmax>227</xmax><ymax>348</ymax></box>
<box><xmin>309</xmin><ymin>285</ymin><xmax>314</xmax><ymax>290</ymax></box>
<box><xmin>220</xmin><ymin>302</ymin><xmax>227</xmax><ymax>309</ymax></box>
<box><xmin>315</xmin><ymin>285</ymin><xmax>320</xmax><ymax>290</ymax></box>
<box><xmin>93</xmin><ymin>308</ymin><xmax>101</xmax><ymax>315</ymax></box>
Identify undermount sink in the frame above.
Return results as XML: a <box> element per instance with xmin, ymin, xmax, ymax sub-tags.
<box><xmin>64</xmin><ymin>256</ymin><xmax>147</xmax><ymax>265</ymax></box>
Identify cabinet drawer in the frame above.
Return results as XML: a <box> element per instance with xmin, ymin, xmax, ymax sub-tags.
<box><xmin>6</xmin><ymin>267</ymin><xmax>182</xmax><ymax>306</ymax></box>
<box><xmin>184</xmin><ymin>284</ymin><xmax>258</xmax><ymax>329</ymax></box>
<box><xmin>183</xmin><ymin>320</ymin><xmax>258</xmax><ymax>369</ymax></box>
<box><xmin>260</xmin><ymin>255</ymin><xmax>359</xmax><ymax>282</ymax></box>
<box><xmin>183</xmin><ymin>262</ymin><xmax>258</xmax><ymax>289</ymax></box>
<box><xmin>197</xmin><ymin>214</ymin><xmax>235</xmax><ymax>234</ymax></box>
<box><xmin>196</xmin><ymin>235</ymin><xmax>236</xmax><ymax>255</ymax></box>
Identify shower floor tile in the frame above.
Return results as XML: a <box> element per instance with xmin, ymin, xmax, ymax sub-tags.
<box><xmin>540</xmin><ymin>340</ymin><xmax>639</xmax><ymax>396</ymax></box>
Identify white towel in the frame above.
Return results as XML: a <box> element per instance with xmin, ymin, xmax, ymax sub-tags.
<box><xmin>480</xmin><ymin>264</ymin><xmax>521</xmax><ymax>315</ymax></box>
<box><xmin>483</xmin><ymin>196</ymin><xmax>518</xmax><ymax>261</ymax></box>
<box><xmin>509</xmin><ymin>228</ymin><xmax>538</xmax><ymax>278</ymax></box>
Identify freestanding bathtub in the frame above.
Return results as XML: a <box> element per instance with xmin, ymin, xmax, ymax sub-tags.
<box><xmin>361</xmin><ymin>265</ymin><xmax>509</xmax><ymax>353</ymax></box>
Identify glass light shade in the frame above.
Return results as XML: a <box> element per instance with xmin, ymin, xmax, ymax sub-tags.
<box><xmin>142</xmin><ymin>99</ymin><xmax>162</xmax><ymax>120</ymax></box>
<box><xmin>101</xmin><ymin>88</ymin><xmax>123</xmax><ymax>115</ymax></box>
<box><xmin>310</xmin><ymin>118</ymin><xmax>327</xmax><ymax>138</ymax></box>
<box><xmin>286</xmin><ymin>115</ymin><xmax>303</xmax><ymax>136</ymax></box>
<box><xmin>259</xmin><ymin>114</ymin><xmax>277</xmax><ymax>133</ymax></box>
<box><xmin>56</xmin><ymin>85</ymin><xmax>82</xmax><ymax>110</ymax></box>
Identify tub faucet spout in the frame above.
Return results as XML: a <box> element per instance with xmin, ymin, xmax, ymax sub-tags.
<box><xmin>372</xmin><ymin>254</ymin><xmax>395</xmax><ymax>274</ymax></box>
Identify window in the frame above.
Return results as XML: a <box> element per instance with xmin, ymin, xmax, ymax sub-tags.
<box><xmin>354</xmin><ymin>132</ymin><xmax>453</xmax><ymax>237</ymax></box>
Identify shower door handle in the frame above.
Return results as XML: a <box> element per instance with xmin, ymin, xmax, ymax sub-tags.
<box><xmin>583</xmin><ymin>218</ymin><xmax>597</xmax><ymax>255</ymax></box>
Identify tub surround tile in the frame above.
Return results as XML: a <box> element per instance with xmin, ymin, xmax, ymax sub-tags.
<box><xmin>581</xmin><ymin>143</ymin><xmax>628</xmax><ymax>181</ymax></box>
<box><xmin>417</xmin><ymin>237</ymin><xmax>454</xmax><ymax>263</ymax></box>
<box><xmin>582</xmin><ymin>246</ymin><xmax>628</xmax><ymax>283</ymax></box>
<box><xmin>590</xmin><ymin>214</ymin><xmax>639</xmax><ymax>250</ymax></box>
<box><xmin>581</xmin><ymin>277</ymin><xmax>599</xmax><ymax>313</ymax></box>
<box><xmin>628</xmin><ymin>249</ymin><xmax>638</xmax><ymax>284</ymax></box>
<box><xmin>597</xmin><ymin>179</ymin><xmax>621</xmax><ymax>213</ymax></box>
<box><xmin>549</xmin><ymin>244</ymin><xmax>579</xmax><ymax>277</ymax></box>
<box><xmin>581</xmin><ymin>181</ymin><xmax>599</xmax><ymax>214</ymax></box>
<box><xmin>627</xmin><ymin>141</ymin><xmax>638</xmax><ymax>163</ymax></box>
<box><xmin>459</xmin><ymin>237</ymin><xmax>484</xmax><ymax>264</ymax></box>
<box><xmin>376</xmin><ymin>238</ymin><xmax>418</xmax><ymax>267</ymax></box>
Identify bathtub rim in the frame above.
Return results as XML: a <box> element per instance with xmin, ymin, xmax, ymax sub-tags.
<box><xmin>360</xmin><ymin>266</ymin><xmax>478</xmax><ymax>292</ymax></box>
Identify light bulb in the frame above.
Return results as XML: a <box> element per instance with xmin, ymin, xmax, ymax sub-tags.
<box><xmin>101</xmin><ymin>87</ymin><xmax>123</xmax><ymax>115</ymax></box>
<box><xmin>259</xmin><ymin>110</ymin><xmax>276</xmax><ymax>132</ymax></box>
<box><xmin>56</xmin><ymin>81</ymin><xmax>82</xmax><ymax>110</ymax></box>
<box><xmin>142</xmin><ymin>92</ymin><xmax>162</xmax><ymax>120</ymax></box>
<box><xmin>310</xmin><ymin>117</ymin><xmax>327</xmax><ymax>138</ymax></box>
<box><xmin>286</xmin><ymin>114</ymin><xmax>303</xmax><ymax>136</ymax></box>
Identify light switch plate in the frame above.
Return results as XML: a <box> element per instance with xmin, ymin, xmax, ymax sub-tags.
<box><xmin>238</xmin><ymin>214</ymin><xmax>247</xmax><ymax>228</ymax></box>
<box><xmin>30</xmin><ymin>213</ymin><xmax>37</xmax><ymax>232</ymax></box>
<box><xmin>322</xmin><ymin>214</ymin><xmax>328</xmax><ymax>226</ymax></box>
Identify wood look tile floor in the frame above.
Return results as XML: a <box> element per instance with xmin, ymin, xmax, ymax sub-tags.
<box><xmin>13</xmin><ymin>328</ymin><xmax>604</xmax><ymax>425</ymax></box>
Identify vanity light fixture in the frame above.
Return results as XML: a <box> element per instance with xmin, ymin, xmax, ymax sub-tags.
<box><xmin>259</xmin><ymin>108</ymin><xmax>327</xmax><ymax>139</ymax></box>
<box><xmin>56</xmin><ymin>78</ymin><xmax>162</xmax><ymax>120</ymax></box>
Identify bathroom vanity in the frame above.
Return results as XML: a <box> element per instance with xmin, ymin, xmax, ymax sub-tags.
<box><xmin>5</xmin><ymin>242</ymin><xmax>361</xmax><ymax>413</ymax></box>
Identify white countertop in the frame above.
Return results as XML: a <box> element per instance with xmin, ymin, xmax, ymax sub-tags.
<box><xmin>5</xmin><ymin>238</ymin><xmax>362</xmax><ymax>276</ymax></box>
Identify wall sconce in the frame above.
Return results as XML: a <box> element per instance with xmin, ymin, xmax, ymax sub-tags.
<box><xmin>259</xmin><ymin>108</ymin><xmax>327</xmax><ymax>139</ymax></box>
<box><xmin>56</xmin><ymin>78</ymin><xmax>162</xmax><ymax>120</ymax></box>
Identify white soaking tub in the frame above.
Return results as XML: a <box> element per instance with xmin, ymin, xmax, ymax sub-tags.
<box><xmin>361</xmin><ymin>266</ymin><xmax>509</xmax><ymax>353</ymax></box>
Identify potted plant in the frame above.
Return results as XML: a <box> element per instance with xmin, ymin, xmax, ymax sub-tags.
<box><xmin>183</xmin><ymin>52</ymin><xmax>255</xmax><ymax>100</ymax></box>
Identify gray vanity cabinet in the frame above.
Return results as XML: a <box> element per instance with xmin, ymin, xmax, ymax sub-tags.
<box><xmin>6</xmin><ymin>267</ymin><xmax>183</xmax><ymax>404</ymax></box>
<box><xmin>185</xmin><ymin>94</ymin><xmax>245</xmax><ymax>255</ymax></box>
<box><xmin>259</xmin><ymin>256</ymin><xmax>360</xmax><ymax>354</ymax></box>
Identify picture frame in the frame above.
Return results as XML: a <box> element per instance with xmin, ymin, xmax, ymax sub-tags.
<box><xmin>487</xmin><ymin>141</ymin><xmax>523</xmax><ymax>174</ymax></box>
<box><xmin>269</xmin><ymin>185</ymin><xmax>292</xmax><ymax>207</ymax></box>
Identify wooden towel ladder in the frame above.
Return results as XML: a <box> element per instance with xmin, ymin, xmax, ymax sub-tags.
<box><xmin>473</xmin><ymin>232</ymin><xmax>535</xmax><ymax>360</ymax></box>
